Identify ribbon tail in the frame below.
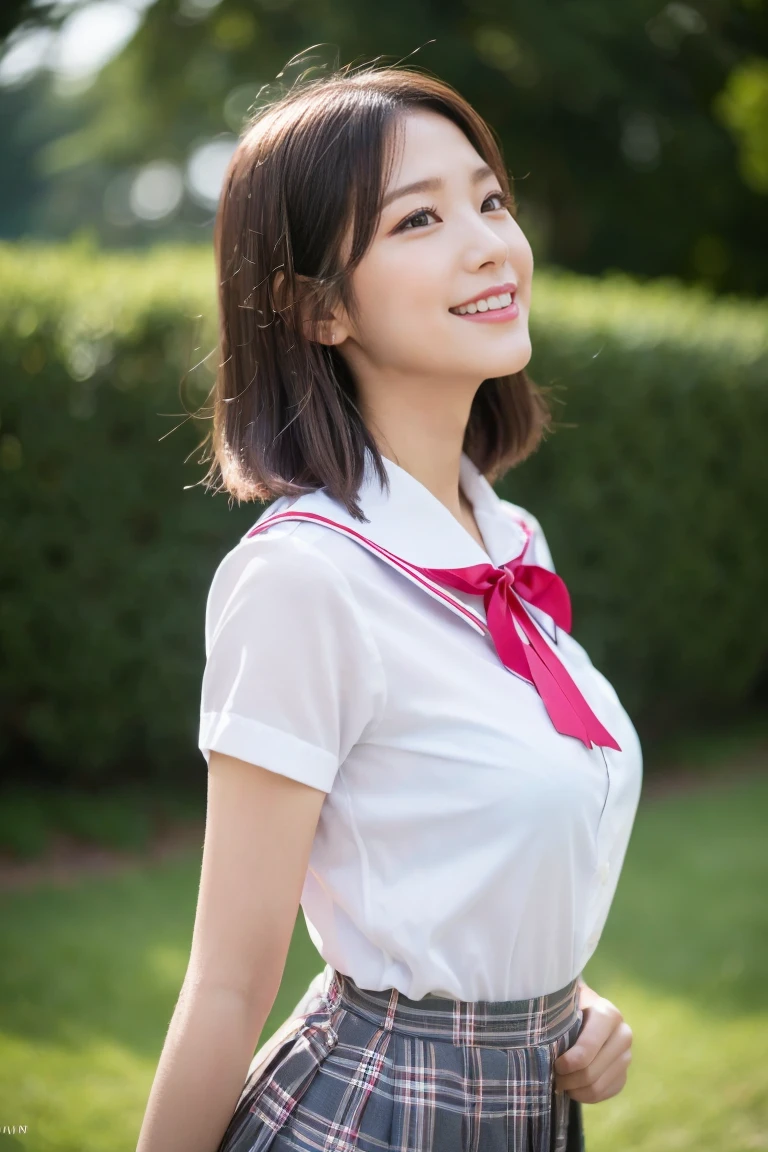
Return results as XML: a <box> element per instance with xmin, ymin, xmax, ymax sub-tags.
<box><xmin>486</xmin><ymin>583</ymin><xmax>530</xmax><ymax>679</ymax></box>
<box><xmin>515</xmin><ymin>604</ymin><xmax>622</xmax><ymax>752</ymax></box>
<box><xmin>523</xmin><ymin>642</ymin><xmax>592</xmax><ymax>748</ymax></box>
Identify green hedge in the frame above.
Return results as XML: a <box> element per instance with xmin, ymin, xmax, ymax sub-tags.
<box><xmin>1</xmin><ymin>238</ymin><xmax>766</xmax><ymax>787</ymax></box>
<box><xmin>498</xmin><ymin>270</ymin><xmax>768</xmax><ymax>741</ymax></box>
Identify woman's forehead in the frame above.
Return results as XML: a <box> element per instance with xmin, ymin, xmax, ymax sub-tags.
<box><xmin>384</xmin><ymin>110</ymin><xmax>484</xmax><ymax>187</ymax></box>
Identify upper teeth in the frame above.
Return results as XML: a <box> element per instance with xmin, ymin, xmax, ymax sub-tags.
<box><xmin>453</xmin><ymin>291</ymin><xmax>513</xmax><ymax>315</ymax></box>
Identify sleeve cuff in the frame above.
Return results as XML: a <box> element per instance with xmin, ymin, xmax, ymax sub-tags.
<box><xmin>198</xmin><ymin>711</ymin><xmax>339</xmax><ymax>793</ymax></box>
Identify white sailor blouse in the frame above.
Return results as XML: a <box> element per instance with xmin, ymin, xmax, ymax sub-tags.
<box><xmin>198</xmin><ymin>448</ymin><xmax>644</xmax><ymax>1002</ymax></box>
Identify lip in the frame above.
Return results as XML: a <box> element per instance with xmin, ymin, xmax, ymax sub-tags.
<box><xmin>450</xmin><ymin>281</ymin><xmax>517</xmax><ymax>311</ymax></box>
<box><xmin>451</xmin><ymin>299</ymin><xmax>520</xmax><ymax>324</ymax></box>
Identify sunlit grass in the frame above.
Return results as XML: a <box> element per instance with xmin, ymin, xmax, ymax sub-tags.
<box><xmin>579</xmin><ymin>773</ymin><xmax>768</xmax><ymax>1150</ymax></box>
<box><xmin>1</xmin><ymin>772</ymin><xmax>766</xmax><ymax>1151</ymax></box>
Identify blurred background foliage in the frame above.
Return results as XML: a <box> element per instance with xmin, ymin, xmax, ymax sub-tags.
<box><xmin>1</xmin><ymin>239</ymin><xmax>766</xmax><ymax>802</ymax></box>
<box><xmin>1</xmin><ymin>0</ymin><xmax>767</xmax><ymax>294</ymax></box>
<box><xmin>0</xmin><ymin>0</ymin><xmax>766</xmax><ymax>818</ymax></box>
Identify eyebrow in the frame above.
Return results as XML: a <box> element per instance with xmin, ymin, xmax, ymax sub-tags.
<box><xmin>381</xmin><ymin>163</ymin><xmax>497</xmax><ymax>210</ymax></box>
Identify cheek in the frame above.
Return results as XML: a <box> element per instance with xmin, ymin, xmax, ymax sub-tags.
<box><xmin>354</xmin><ymin>252</ymin><xmax>448</xmax><ymax>343</ymax></box>
<box><xmin>512</xmin><ymin>230</ymin><xmax>535</xmax><ymax>282</ymax></box>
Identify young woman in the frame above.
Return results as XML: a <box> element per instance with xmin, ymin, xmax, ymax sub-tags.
<box><xmin>137</xmin><ymin>63</ymin><xmax>643</xmax><ymax>1152</ymax></box>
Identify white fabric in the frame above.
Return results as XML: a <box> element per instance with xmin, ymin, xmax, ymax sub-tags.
<box><xmin>199</xmin><ymin>448</ymin><xmax>643</xmax><ymax>1002</ymax></box>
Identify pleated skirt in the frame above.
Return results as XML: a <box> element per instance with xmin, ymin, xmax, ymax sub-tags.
<box><xmin>216</xmin><ymin>963</ymin><xmax>586</xmax><ymax>1152</ymax></box>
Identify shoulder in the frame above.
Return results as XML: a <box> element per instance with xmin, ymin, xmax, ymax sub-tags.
<box><xmin>204</xmin><ymin>517</ymin><xmax>368</xmax><ymax>648</ymax></box>
<box><xmin>209</xmin><ymin>519</ymin><xmax>332</xmax><ymax>592</ymax></box>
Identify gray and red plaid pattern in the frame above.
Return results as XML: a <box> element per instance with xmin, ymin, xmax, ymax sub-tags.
<box><xmin>217</xmin><ymin>966</ymin><xmax>586</xmax><ymax>1152</ymax></box>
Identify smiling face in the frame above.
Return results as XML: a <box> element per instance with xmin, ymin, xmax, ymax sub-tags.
<box><xmin>329</xmin><ymin>109</ymin><xmax>534</xmax><ymax>393</ymax></box>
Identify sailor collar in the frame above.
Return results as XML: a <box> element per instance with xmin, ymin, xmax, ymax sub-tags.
<box><xmin>245</xmin><ymin>449</ymin><xmax>620</xmax><ymax>751</ymax></box>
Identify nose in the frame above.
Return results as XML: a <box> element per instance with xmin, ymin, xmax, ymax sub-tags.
<box><xmin>461</xmin><ymin>207</ymin><xmax>510</xmax><ymax>268</ymax></box>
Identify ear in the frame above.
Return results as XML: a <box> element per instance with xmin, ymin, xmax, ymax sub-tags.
<box><xmin>271</xmin><ymin>270</ymin><xmax>349</xmax><ymax>347</ymax></box>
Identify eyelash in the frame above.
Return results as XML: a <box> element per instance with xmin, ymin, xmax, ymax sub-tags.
<box><xmin>395</xmin><ymin>190</ymin><xmax>517</xmax><ymax>232</ymax></box>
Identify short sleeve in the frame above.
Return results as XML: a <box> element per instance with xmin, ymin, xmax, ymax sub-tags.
<box><xmin>198</xmin><ymin>528</ymin><xmax>386</xmax><ymax>793</ymax></box>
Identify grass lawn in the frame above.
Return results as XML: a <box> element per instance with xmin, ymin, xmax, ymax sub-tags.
<box><xmin>1</xmin><ymin>772</ymin><xmax>766</xmax><ymax>1152</ymax></box>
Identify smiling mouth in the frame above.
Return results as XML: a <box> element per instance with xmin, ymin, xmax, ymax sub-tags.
<box><xmin>449</xmin><ymin>287</ymin><xmax>516</xmax><ymax>315</ymax></box>
<box><xmin>448</xmin><ymin>293</ymin><xmax>519</xmax><ymax>325</ymax></box>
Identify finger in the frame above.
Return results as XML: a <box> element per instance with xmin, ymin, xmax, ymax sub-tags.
<box><xmin>566</xmin><ymin>1065</ymin><xmax>629</xmax><ymax>1105</ymax></box>
<box><xmin>561</xmin><ymin>1045</ymin><xmax>631</xmax><ymax>1102</ymax></box>
<box><xmin>555</xmin><ymin>1023</ymin><xmax>632</xmax><ymax>1091</ymax></box>
<box><xmin>554</xmin><ymin>1003</ymin><xmax>621</xmax><ymax>1075</ymax></box>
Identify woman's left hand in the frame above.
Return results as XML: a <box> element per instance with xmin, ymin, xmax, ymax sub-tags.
<box><xmin>553</xmin><ymin>980</ymin><xmax>633</xmax><ymax>1104</ymax></box>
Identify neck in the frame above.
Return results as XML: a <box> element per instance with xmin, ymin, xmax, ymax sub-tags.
<box><xmin>359</xmin><ymin>378</ymin><xmax>476</xmax><ymax>521</ymax></box>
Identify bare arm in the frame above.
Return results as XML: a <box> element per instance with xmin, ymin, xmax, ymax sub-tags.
<box><xmin>136</xmin><ymin>750</ymin><xmax>327</xmax><ymax>1152</ymax></box>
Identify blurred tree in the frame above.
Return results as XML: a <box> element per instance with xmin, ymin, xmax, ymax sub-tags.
<box><xmin>1</xmin><ymin>1</ymin><xmax>56</xmax><ymax>42</ymax></box>
<box><xmin>714</xmin><ymin>55</ymin><xmax>768</xmax><ymax>194</ymax></box>
<box><xmin>1</xmin><ymin>0</ymin><xmax>766</xmax><ymax>294</ymax></box>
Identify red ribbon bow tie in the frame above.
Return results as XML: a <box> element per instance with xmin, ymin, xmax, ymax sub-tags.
<box><xmin>417</xmin><ymin>555</ymin><xmax>621</xmax><ymax>752</ymax></box>
<box><xmin>246</xmin><ymin>507</ymin><xmax>620</xmax><ymax>752</ymax></box>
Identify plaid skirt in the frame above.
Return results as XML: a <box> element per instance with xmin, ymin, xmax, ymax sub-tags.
<box><xmin>217</xmin><ymin>963</ymin><xmax>586</xmax><ymax>1152</ymax></box>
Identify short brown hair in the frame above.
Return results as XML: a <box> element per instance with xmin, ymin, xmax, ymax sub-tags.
<box><xmin>204</xmin><ymin>61</ymin><xmax>552</xmax><ymax>521</ymax></box>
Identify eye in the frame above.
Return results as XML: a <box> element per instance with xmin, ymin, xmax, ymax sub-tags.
<box><xmin>484</xmin><ymin>190</ymin><xmax>516</xmax><ymax>213</ymax></box>
<box><xmin>395</xmin><ymin>204</ymin><xmax>440</xmax><ymax>232</ymax></box>
<box><xmin>394</xmin><ymin>190</ymin><xmax>517</xmax><ymax>233</ymax></box>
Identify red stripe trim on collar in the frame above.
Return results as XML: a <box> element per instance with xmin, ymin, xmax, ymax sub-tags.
<box><xmin>246</xmin><ymin>509</ymin><xmax>488</xmax><ymax>635</ymax></box>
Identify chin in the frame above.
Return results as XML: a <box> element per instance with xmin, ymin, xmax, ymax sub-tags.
<box><xmin>483</xmin><ymin>348</ymin><xmax>533</xmax><ymax>379</ymax></box>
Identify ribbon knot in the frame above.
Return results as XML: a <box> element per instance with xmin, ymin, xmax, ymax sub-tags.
<box><xmin>245</xmin><ymin>506</ymin><xmax>620</xmax><ymax>753</ymax></box>
<box><xmin>418</xmin><ymin>555</ymin><xmax>621</xmax><ymax>752</ymax></box>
